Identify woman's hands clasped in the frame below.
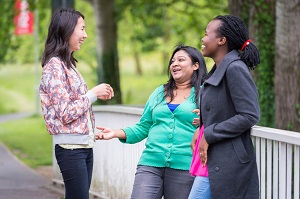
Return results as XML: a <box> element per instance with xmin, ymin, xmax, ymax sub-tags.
<box><xmin>91</xmin><ymin>83</ymin><xmax>114</xmax><ymax>100</ymax></box>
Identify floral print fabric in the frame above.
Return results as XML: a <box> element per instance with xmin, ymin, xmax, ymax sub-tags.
<box><xmin>39</xmin><ymin>57</ymin><xmax>94</xmax><ymax>135</ymax></box>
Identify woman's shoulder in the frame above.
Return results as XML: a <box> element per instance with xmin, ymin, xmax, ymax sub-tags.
<box><xmin>146</xmin><ymin>85</ymin><xmax>164</xmax><ymax>102</ymax></box>
<box><xmin>45</xmin><ymin>57</ymin><xmax>63</xmax><ymax>66</ymax></box>
<box><xmin>154</xmin><ymin>85</ymin><xmax>164</xmax><ymax>92</ymax></box>
<box><xmin>43</xmin><ymin>57</ymin><xmax>66</xmax><ymax>70</ymax></box>
<box><xmin>47</xmin><ymin>57</ymin><xmax>62</xmax><ymax>64</ymax></box>
<box><xmin>227</xmin><ymin>59</ymin><xmax>250</xmax><ymax>75</ymax></box>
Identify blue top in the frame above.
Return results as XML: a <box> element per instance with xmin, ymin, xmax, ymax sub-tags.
<box><xmin>167</xmin><ymin>103</ymin><xmax>180</xmax><ymax>112</ymax></box>
<box><xmin>121</xmin><ymin>85</ymin><xmax>198</xmax><ymax>170</ymax></box>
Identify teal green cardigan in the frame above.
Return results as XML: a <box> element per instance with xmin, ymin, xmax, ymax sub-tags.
<box><xmin>121</xmin><ymin>85</ymin><xmax>198</xmax><ymax>170</ymax></box>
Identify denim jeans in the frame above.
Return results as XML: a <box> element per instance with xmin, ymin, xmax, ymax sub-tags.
<box><xmin>55</xmin><ymin>144</ymin><xmax>93</xmax><ymax>199</ymax></box>
<box><xmin>188</xmin><ymin>176</ymin><xmax>212</xmax><ymax>199</ymax></box>
<box><xmin>131</xmin><ymin>165</ymin><xmax>194</xmax><ymax>199</ymax></box>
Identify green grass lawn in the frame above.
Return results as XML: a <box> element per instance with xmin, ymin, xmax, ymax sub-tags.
<box><xmin>0</xmin><ymin>63</ymin><xmax>36</xmax><ymax>113</ymax></box>
<box><xmin>0</xmin><ymin>115</ymin><xmax>52</xmax><ymax>168</ymax></box>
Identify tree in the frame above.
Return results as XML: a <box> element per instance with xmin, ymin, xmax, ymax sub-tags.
<box><xmin>228</xmin><ymin>0</ymin><xmax>276</xmax><ymax>128</ymax></box>
<box><xmin>116</xmin><ymin>0</ymin><xmax>227</xmax><ymax>75</ymax></box>
<box><xmin>90</xmin><ymin>0</ymin><xmax>122</xmax><ymax>104</ymax></box>
<box><xmin>254</xmin><ymin>0</ymin><xmax>276</xmax><ymax>128</ymax></box>
<box><xmin>90</xmin><ymin>0</ymin><xmax>227</xmax><ymax>104</ymax></box>
<box><xmin>275</xmin><ymin>0</ymin><xmax>300</xmax><ymax>131</ymax></box>
<box><xmin>0</xmin><ymin>0</ymin><xmax>16</xmax><ymax>63</ymax></box>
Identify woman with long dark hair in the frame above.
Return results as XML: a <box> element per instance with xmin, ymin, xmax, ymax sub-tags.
<box><xmin>39</xmin><ymin>8</ymin><xmax>114</xmax><ymax>199</ymax></box>
<box><xmin>96</xmin><ymin>44</ymin><xmax>207</xmax><ymax>199</ymax></box>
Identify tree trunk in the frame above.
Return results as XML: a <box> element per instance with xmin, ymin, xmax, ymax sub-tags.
<box><xmin>161</xmin><ymin>8</ymin><xmax>170</xmax><ymax>75</ymax></box>
<box><xmin>133</xmin><ymin>47</ymin><xmax>142</xmax><ymax>76</ymax></box>
<box><xmin>275</xmin><ymin>0</ymin><xmax>300</xmax><ymax>130</ymax></box>
<box><xmin>228</xmin><ymin>0</ymin><xmax>243</xmax><ymax>16</ymax></box>
<box><xmin>91</xmin><ymin>0</ymin><xmax>122</xmax><ymax>104</ymax></box>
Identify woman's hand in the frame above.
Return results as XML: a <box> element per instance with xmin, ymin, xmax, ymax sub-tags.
<box><xmin>91</xmin><ymin>83</ymin><xmax>114</xmax><ymax>100</ymax></box>
<box><xmin>192</xmin><ymin>109</ymin><xmax>200</xmax><ymax>125</ymax></box>
<box><xmin>199</xmin><ymin>136</ymin><xmax>209</xmax><ymax>167</ymax></box>
<box><xmin>95</xmin><ymin>126</ymin><xmax>116</xmax><ymax>140</ymax></box>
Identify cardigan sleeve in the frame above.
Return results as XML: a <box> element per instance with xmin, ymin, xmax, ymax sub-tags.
<box><xmin>121</xmin><ymin>86</ymin><xmax>163</xmax><ymax>144</ymax></box>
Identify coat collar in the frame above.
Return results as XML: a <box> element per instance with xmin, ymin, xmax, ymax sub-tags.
<box><xmin>205</xmin><ymin>50</ymin><xmax>241</xmax><ymax>86</ymax></box>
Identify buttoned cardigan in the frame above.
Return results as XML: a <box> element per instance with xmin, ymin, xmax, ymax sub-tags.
<box><xmin>121</xmin><ymin>85</ymin><xmax>199</xmax><ymax>170</ymax></box>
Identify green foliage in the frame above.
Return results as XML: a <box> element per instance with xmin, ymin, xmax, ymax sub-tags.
<box><xmin>231</xmin><ymin>0</ymin><xmax>275</xmax><ymax>128</ymax></box>
<box><xmin>74</xmin><ymin>0</ymin><xmax>98</xmax><ymax>71</ymax></box>
<box><xmin>0</xmin><ymin>0</ymin><xmax>15</xmax><ymax>63</ymax></box>
<box><xmin>0</xmin><ymin>115</ymin><xmax>52</xmax><ymax>168</ymax></box>
<box><xmin>117</xmin><ymin>0</ymin><xmax>227</xmax><ymax>53</ymax></box>
<box><xmin>121</xmin><ymin>74</ymin><xmax>167</xmax><ymax>104</ymax></box>
<box><xmin>0</xmin><ymin>63</ymin><xmax>36</xmax><ymax>114</ymax></box>
<box><xmin>4</xmin><ymin>0</ymin><xmax>51</xmax><ymax>64</ymax></box>
<box><xmin>253</xmin><ymin>0</ymin><xmax>276</xmax><ymax>127</ymax></box>
<box><xmin>297</xmin><ymin>103</ymin><xmax>300</xmax><ymax>122</ymax></box>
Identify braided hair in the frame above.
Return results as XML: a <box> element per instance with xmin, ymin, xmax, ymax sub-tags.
<box><xmin>214</xmin><ymin>15</ymin><xmax>260</xmax><ymax>70</ymax></box>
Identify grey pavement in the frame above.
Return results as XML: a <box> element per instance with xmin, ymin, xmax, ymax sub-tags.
<box><xmin>0</xmin><ymin>112</ymin><xmax>32</xmax><ymax>123</ymax></box>
<box><xmin>0</xmin><ymin>113</ymin><xmax>65</xmax><ymax>199</ymax></box>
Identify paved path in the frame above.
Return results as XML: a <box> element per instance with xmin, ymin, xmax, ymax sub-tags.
<box><xmin>0</xmin><ymin>112</ymin><xmax>32</xmax><ymax>123</ymax></box>
<box><xmin>0</xmin><ymin>113</ymin><xmax>64</xmax><ymax>199</ymax></box>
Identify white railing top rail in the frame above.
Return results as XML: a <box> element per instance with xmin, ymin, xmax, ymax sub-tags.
<box><xmin>252</xmin><ymin>125</ymin><xmax>300</xmax><ymax>145</ymax></box>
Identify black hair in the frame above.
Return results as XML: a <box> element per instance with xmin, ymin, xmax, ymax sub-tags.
<box><xmin>164</xmin><ymin>44</ymin><xmax>207</xmax><ymax>108</ymax></box>
<box><xmin>41</xmin><ymin>8</ymin><xmax>84</xmax><ymax>68</ymax></box>
<box><xmin>214</xmin><ymin>15</ymin><xmax>260</xmax><ymax>70</ymax></box>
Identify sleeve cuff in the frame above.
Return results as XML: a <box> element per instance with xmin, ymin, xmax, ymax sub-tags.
<box><xmin>85</xmin><ymin>90</ymin><xmax>97</xmax><ymax>104</ymax></box>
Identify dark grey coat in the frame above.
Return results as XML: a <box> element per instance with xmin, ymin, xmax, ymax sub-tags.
<box><xmin>201</xmin><ymin>50</ymin><xmax>260</xmax><ymax>199</ymax></box>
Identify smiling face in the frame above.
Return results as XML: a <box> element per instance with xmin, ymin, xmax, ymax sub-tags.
<box><xmin>169</xmin><ymin>50</ymin><xmax>199</xmax><ymax>84</ymax></box>
<box><xmin>68</xmin><ymin>17</ymin><xmax>87</xmax><ymax>53</ymax></box>
<box><xmin>201</xmin><ymin>19</ymin><xmax>223</xmax><ymax>60</ymax></box>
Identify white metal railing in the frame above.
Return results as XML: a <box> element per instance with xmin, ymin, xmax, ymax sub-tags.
<box><xmin>52</xmin><ymin>105</ymin><xmax>300</xmax><ymax>199</ymax></box>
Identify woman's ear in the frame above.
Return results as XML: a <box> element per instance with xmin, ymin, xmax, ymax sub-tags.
<box><xmin>193</xmin><ymin>62</ymin><xmax>199</xmax><ymax>70</ymax></box>
<box><xmin>218</xmin><ymin>36</ymin><xmax>226</xmax><ymax>46</ymax></box>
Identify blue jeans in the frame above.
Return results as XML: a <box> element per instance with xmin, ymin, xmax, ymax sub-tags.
<box><xmin>131</xmin><ymin>165</ymin><xmax>194</xmax><ymax>199</ymax></box>
<box><xmin>188</xmin><ymin>176</ymin><xmax>212</xmax><ymax>199</ymax></box>
<box><xmin>55</xmin><ymin>144</ymin><xmax>93</xmax><ymax>199</ymax></box>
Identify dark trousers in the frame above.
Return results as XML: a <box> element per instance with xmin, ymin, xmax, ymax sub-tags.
<box><xmin>131</xmin><ymin>165</ymin><xmax>194</xmax><ymax>199</ymax></box>
<box><xmin>55</xmin><ymin>144</ymin><xmax>93</xmax><ymax>199</ymax></box>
